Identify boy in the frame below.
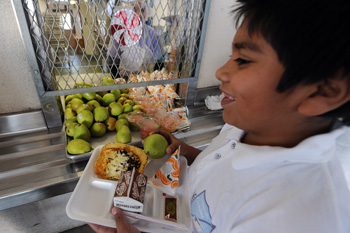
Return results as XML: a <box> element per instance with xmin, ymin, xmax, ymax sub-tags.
<box><xmin>89</xmin><ymin>0</ymin><xmax>350</xmax><ymax>232</ymax></box>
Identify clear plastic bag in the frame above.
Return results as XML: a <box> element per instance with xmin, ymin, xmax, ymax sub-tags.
<box><xmin>120</xmin><ymin>45</ymin><xmax>153</xmax><ymax>73</ymax></box>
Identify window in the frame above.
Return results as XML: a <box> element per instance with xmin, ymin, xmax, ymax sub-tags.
<box><xmin>61</xmin><ymin>13</ymin><xmax>72</xmax><ymax>30</ymax></box>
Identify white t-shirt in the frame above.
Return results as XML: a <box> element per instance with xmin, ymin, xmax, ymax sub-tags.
<box><xmin>187</xmin><ymin>124</ymin><xmax>350</xmax><ymax>233</ymax></box>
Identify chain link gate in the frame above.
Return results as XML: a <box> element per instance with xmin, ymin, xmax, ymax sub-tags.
<box><xmin>12</xmin><ymin>0</ymin><xmax>210</xmax><ymax>127</ymax></box>
<box><xmin>15</xmin><ymin>0</ymin><xmax>208</xmax><ymax>94</ymax></box>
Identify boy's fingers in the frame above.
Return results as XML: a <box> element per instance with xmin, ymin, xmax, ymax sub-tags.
<box><xmin>146</xmin><ymin>129</ymin><xmax>173</xmax><ymax>143</ymax></box>
<box><xmin>145</xmin><ymin>129</ymin><xmax>181</xmax><ymax>155</ymax></box>
<box><xmin>166</xmin><ymin>144</ymin><xmax>179</xmax><ymax>155</ymax></box>
<box><xmin>87</xmin><ymin>222</ymin><xmax>115</xmax><ymax>233</ymax></box>
<box><xmin>87</xmin><ymin>223</ymin><xmax>100</xmax><ymax>232</ymax></box>
<box><xmin>112</xmin><ymin>207</ymin><xmax>131</xmax><ymax>233</ymax></box>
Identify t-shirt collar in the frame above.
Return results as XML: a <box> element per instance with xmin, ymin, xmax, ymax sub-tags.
<box><xmin>222</xmin><ymin>124</ymin><xmax>347</xmax><ymax>170</ymax></box>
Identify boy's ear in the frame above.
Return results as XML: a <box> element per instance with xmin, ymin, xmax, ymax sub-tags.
<box><xmin>298</xmin><ymin>76</ymin><xmax>350</xmax><ymax>116</ymax></box>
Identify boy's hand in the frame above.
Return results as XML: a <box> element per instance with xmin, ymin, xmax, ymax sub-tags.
<box><xmin>88</xmin><ymin>207</ymin><xmax>140</xmax><ymax>233</ymax></box>
<box><xmin>146</xmin><ymin>129</ymin><xmax>201</xmax><ymax>165</ymax></box>
<box><xmin>147</xmin><ymin>128</ymin><xmax>183</xmax><ymax>155</ymax></box>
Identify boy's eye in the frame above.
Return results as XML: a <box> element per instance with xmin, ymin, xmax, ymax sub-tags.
<box><xmin>234</xmin><ymin>58</ymin><xmax>251</xmax><ymax>66</ymax></box>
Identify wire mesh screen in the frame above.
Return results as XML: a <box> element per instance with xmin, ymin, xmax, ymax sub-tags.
<box><xmin>21</xmin><ymin>0</ymin><xmax>207</xmax><ymax>95</ymax></box>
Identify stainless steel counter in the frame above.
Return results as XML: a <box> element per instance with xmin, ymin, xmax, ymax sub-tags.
<box><xmin>0</xmin><ymin>105</ymin><xmax>224</xmax><ymax>211</ymax></box>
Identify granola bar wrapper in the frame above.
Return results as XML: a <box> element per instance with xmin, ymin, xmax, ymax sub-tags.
<box><xmin>149</xmin><ymin>147</ymin><xmax>180</xmax><ymax>196</ymax></box>
<box><xmin>113</xmin><ymin>168</ymin><xmax>147</xmax><ymax>213</ymax></box>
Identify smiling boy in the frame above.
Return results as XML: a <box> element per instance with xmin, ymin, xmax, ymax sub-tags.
<box><xmin>89</xmin><ymin>0</ymin><xmax>350</xmax><ymax>232</ymax></box>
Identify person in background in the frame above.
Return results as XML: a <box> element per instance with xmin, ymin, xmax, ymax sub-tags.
<box><xmin>107</xmin><ymin>0</ymin><xmax>162</xmax><ymax>79</ymax></box>
<box><xmin>90</xmin><ymin>0</ymin><xmax>350</xmax><ymax>232</ymax></box>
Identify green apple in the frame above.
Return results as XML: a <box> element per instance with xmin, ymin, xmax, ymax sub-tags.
<box><xmin>77</xmin><ymin>110</ymin><xmax>94</xmax><ymax>128</ymax></box>
<box><xmin>109</xmin><ymin>102</ymin><xmax>123</xmax><ymax>116</ymax></box>
<box><xmin>124</xmin><ymin>99</ymin><xmax>134</xmax><ymax>106</ymax></box>
<box><xmin>102</xmin><ymin>93</ymin><xmax>116</xmax><ymax>107</ymax></box>
<box><xmin>123</xmin><ymin>103</ymin><xmax>133</xmax><ymax>113</ymax></box>
<box><xmin>111</xmin><ymin>89</ymin><xmax>121</xmax><ymax>100</ymax></box>
<box><xmin>90</xmin><ymin>122</ymin><xmax>107</xmax><ymax>137</ymax></box>
<box><xmin>82</xmin><ymin>92</ymin><xmax>96</xmax><ymax>101</ymax></box>
<box><xmin>94</xmin><ymin>106</ymin><xmax>109</xmax><ymax>122</ymax></box>
<box><xmin>117</xmin><ymin>96</ymin><xmax>127</xmax><ymax>105</ymax></box>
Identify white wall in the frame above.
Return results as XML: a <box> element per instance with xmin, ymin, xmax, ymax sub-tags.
<box><xmin>197</xmin><ymin>0</ymin><xmax>237</xmax><ymax>88</ymax></box>
<box><xmin>0</xmin><ymin>1</ymin><xmax>41</xmax><ymax>115</ymax></box>
<box><xmin>0</xmin><ymin>0</ymin><xmax>236</xmax><ymax>115</ymax></box>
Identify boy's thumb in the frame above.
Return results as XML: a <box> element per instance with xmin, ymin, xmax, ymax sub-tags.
<box><xmin>166</xmin><ymin>144</ymin><xmax>177</xmax><ymax>155</ymax></box>
<box><xmin>112</xmin><ymin>207</ymin><xmax>130</xmax><ymax>232</ymax></box>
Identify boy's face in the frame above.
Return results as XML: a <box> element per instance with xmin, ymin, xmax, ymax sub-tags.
<box><xmin>216</xmin><ymin>22</ymin><xmax>305</xmax><ymax>136</ymax></box>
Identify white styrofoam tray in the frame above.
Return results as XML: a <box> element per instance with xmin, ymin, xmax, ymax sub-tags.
<box><xmin>66</xmin><ymin>145</ymin><xmax>192</xmax><ymax>233</ymax></box>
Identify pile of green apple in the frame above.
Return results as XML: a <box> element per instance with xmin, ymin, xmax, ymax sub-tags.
<box><xmin>64</xmin><ymin>86</ymin><xmax>143</xmax><ymax>155</ymax></box>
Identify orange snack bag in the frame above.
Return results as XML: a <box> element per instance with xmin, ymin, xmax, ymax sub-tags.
<box><xmin>149</xmin><ymin>147</ymin><xmax>181</xmax><ymax>196</ymax></box>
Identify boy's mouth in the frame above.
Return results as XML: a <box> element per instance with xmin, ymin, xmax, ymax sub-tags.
<box><xmin>221</xmin><ymin>92</ymin><xmax>236</xmax><ymax>106</ymax></box>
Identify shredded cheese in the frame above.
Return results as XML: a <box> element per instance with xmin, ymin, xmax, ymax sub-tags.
<box><xmin>105</xmin><ymin>150</ymin><xmax>141</xmax><ymax>178</ymax></box>
<box><xmin>106</xmin><ymin>151</ymin><xmax>129</xmax><ymax>177</ymax></box>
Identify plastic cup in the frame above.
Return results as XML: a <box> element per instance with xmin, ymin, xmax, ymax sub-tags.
<box><xmin>130</xmin><ymin>92</ymin><xmax>146</xmax><ymax>105</ymax></box>
<box><xmin>125</xmin><ymin>111</ymin><xmax>147</xmax><ymax>131</ymax></box>
<box><xmin>141</xmin><ymin>98</ymin><xmax>159</xmax><ymax>115</ymax></box>
<box><xmin>154</xmin><ymin>109</ymin><xmax>168</xmax><ymax>122</ymax></box>
<box><xmin>160</xmin><ymin>112</ymin><xmax>180</xmax><ymax>132</ymax></box>
<box><xmin>140</xmin><ymin>117</ymin><xmax>160</xmax><ymax>139</ymax></box>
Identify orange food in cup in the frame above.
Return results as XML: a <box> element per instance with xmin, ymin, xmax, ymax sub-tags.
<box><xmin>160</xmin><ymin>113</ymin><xmax>180</xmax><ymax>132</ymax></box>
<box><xmin>140</xmin><ymin>117</ymin><xmax>160</xmax><ymax>138</ymax></box>
<box><xmin>125</xmin><ymin>112</ymin><xmax>147</xmax><ymax>131</ymax></box>
<box><xmin>141</xmin><ymin>98</ymin><xmax>158</xmax><ymax>115</ymax></box>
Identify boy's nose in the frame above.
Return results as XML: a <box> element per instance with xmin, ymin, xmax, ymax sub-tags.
<box><xmin>215</xmin><ymin>60</ymin><xmax>231</xmax><ymax>82</ymax></box>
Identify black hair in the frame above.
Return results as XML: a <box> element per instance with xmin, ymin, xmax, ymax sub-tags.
<box><xmin>233</xmin><ymin>0</ymin><xmax>350</xmax><ymax>125</ymax></box>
